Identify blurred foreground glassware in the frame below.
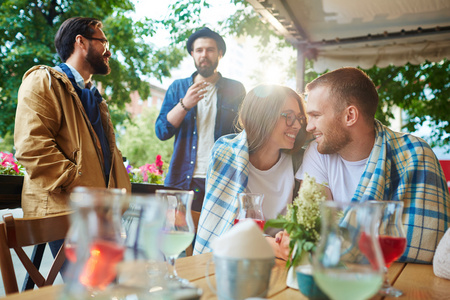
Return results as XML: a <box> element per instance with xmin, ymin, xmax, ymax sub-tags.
<box><xmin>234</xmin><ymin>193</ymin><xmax>265</xmax><ymax>230</ymax></box>
<box><xmin>119</xmin><ymin>193</ymin><xmax>167</xmax><ymax>295</ymax></box>
<box><xmin>313</xmin><ymin>201</ymin><xmax>384</xmax><ymax>300</ymax></box>
<box><xmin>156</xmin><ymin>189</ymin><xmax>195</xmax><ymax>287</ymax></box>
<box><xmin>368</xmin><ymin>200</ymin><xmax>406</xmax><ymax>297</ymax></box>
<box><xmin>61</xmin><ymin>187</ymin><xmax>128</xmax><ymax>298</ymax></box>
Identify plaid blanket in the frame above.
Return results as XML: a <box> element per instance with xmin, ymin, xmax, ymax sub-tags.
<box><xmin>354</xmin><ymin>120</ymin><xmax>450</xmax><ymax>263</ymax></box>
<box><xmin>193</xmin><ymin>132</ymin><xmax>249</xmax><ymax>255</ymax></box>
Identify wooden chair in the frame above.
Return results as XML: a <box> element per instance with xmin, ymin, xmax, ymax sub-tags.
<box><xmin>185</xmin><ymin>210</ymin><xmax>201</xmax><ymax>256</ymax></box>
<box><xmin>0</xmin><ymin>212</ymin><xmax>70</xmax><ymax>295</ymax></box>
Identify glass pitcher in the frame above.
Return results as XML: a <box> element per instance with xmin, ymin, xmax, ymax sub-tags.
<box><xmin>312</xmin><ymin>201</ymin><xmax>385</xmax><ymax>300</ymax></box>
<box><xmin>234</xmin><ymin>193</ymin><xmax>265</xmax><ymax>231</ymax></box>
<box><xmin>61</xmin><ymin>187</ymin><xmax>128</xmax><ymax>298</ymax></box>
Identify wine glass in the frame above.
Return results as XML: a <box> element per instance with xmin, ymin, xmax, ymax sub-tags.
<box><xmin>312</xmin><ymin>201</ymin><xmax>385</xmax><ymax>300</ymax></box>
<box><xmin>156</xmin><ymin>189</ymin><xmax>195</xmax><ymax>287</ymax></box>
<box><xmin>234</xmin><ymin>193</ymin><xmax>265</xmax><ymax>230</ymax></box>
<box><xmin>368</xmin><ymin>200</ymin><xmax>406</xmax><ymax>297</ymax></box>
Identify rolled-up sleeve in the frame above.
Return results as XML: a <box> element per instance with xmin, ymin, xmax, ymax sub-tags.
<box><xmin>155</xmin><ymin>84</ymin><xmax>178</xmax><ymax>141</ymax></box>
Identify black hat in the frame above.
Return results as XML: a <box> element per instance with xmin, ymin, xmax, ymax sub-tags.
<box><xmin>186</xmin><ymin>27</ymin><xmax>226</xmax><ymax>56</ymax></box>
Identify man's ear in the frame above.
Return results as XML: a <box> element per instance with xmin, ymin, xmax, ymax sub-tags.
<box><xmin>74</xmin><ymin>34</ymin><xmax>86</xmax><ymax>51</ymax></box>
<box><xmin>345</xmin><ymin>105</ymin><xmax>358</xmax><ymax>126</ymax></box>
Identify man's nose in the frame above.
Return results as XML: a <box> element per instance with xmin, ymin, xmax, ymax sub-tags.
<box><xmin>306</xmin><ymin>120</ymin><xmax>314</xmax><ymax>132</ymax></box>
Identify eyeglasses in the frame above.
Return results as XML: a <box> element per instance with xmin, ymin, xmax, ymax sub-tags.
<box><xmin>280</xmin><ymin>111</ymin><xmax>306</xmax><ymax>127</ymax></box>
<box><xmin>82</xmin><ymin>36</ymin><xmax>110</xmax><ymax>51</ymax></box>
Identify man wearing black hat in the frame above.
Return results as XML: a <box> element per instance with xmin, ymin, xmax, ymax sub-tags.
<box><xmin>156</xmin><ymin>27</ymin><xmax>246</xmax><ymax>211</ymax></box>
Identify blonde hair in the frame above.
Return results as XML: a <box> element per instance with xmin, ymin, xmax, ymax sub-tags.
<box><xmin>237</xmin><ymin>84</ymin><xmax>308</xmax><ymax>154</ymax></box>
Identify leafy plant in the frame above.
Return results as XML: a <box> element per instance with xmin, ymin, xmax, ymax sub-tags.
<box><xmin>265</xmin><ymin>174</ymin><xmax>326</xmax><ymax>268</ymax></box>
<box><xmin>127</xmin><ymin>155</ymin><xmax>167</xmax><ymax>185</ymax></box>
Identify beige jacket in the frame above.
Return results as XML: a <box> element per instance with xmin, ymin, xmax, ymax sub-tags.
<box><xmin>14</xmin><ymin>66</ymin><xmax>131</xmax><ymax>217</ymax></box>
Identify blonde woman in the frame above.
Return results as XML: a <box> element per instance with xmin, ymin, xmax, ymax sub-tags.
<box><xmin>194</xmin><ymin>84</ymin><xmax>308</xmax><ymax>258</ymax></box>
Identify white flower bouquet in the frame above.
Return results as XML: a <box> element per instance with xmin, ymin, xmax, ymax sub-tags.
<box><xmin>265</xmin><ymin>173</ymin><xmax>326</xmax><ymax>268</ymax></box>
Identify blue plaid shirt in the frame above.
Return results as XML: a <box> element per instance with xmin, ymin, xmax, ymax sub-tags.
<box><xmin>354</xmin><ymin>120</ymin><xmax>449</xmax><ymax>263</ymax></box>
<box><xmin>155</xmin><ymin>72</ymin><xmax>245</xmax><ymax>190</ymax></box>
<box><xmin>193</xmin><ymin>132</ymin><xmax>250</xmax><ymax>255</ymax></box>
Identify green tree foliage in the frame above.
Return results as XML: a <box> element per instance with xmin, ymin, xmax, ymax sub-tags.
<box><xmin>161</xmin><ymin>0</ymin><xmax>280</xmax><ymax>49</ymax></box>
<box><xmin>0</xmin><ymin>133</ymin><xmax>14</xmax><ymax>154</ymax></box>
<box><xmin>118</xmin><ymin>107</ymin><xmax>173</xmax><ymax>168</ymax></box>
<box><xmin>364</xmin><ymin>61</ymin><xmax>450</xmax><ymax>149</ymax></box>
<box><xmin>0</xmin><ymin>0</ymin><xmax>184</xmax><ymax>137</ymax></box>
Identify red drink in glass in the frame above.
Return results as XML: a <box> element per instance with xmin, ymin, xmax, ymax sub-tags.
<box><xmin>378</xmin><ymin>235</ymin><xmax>406</xmax><ymax>267</ymax></box>
<box><xmin>65</xmin><ymin>240</ymin><xmax>125</xmax><ymax>289</ymax></box>
<box><xmin>359</xmin><ymin>233</ymin><xmax>407</xmax><ymax>269</ymax></box>
<box><xmin>234</xmin><ymin>218</ymin><xmax>265</xmax><ymax>230</ymax></box>
<box><xmin>358</xmin><ymin>232</ymin><xmax>380</xmax><ymax>269</ymax></box>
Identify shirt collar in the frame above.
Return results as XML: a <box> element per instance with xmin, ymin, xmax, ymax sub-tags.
<box><xmin>65</xmin><ymin>63</ymin><xmax>96</xmax><ymax>91</ymax></box>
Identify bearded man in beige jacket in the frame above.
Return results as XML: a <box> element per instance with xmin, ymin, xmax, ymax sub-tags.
<box><xmin>14</xmin><ymin>17</ymin><xmax>130</xmax><ymax>220</ymax></box>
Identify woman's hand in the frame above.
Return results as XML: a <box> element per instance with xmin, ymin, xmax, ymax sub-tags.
<box><xmin>266</xmin><ymin>230</ymin><xmax>290</xmax><ymax>260</ymax></box>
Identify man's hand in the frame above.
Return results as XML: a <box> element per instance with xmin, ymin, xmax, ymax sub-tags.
<box><xmin>166</xmin><ymin>81</ymin><xmax>209</xmax><ymax>128</ymax></box>
<box><xmin>182</xmin><ymin>81</ymin><xmax>209</xmax><ymax>110</ymax></box>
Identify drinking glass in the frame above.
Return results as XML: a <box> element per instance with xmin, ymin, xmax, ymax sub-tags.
<box><xmin>63</xmin><ymin>187</ymin><xmax>128</xmax><ymax>297</ymax></box>
<box><xmin>156</xmin><ymin>189</ymin><xmax>195</xmax><ymax>287</ymax></box>
<box><xmin>368</xmin><ymin>200</ymin><xmax>406</xmax><ymax>297</ymax></box>
<box><xmin>119</xmin><ymin>193</ymin><xmax>167</xmax><ymax>293</ymax></box>
<box><xmin>312</xmin><ymin>201</ymin><xmax>385</xmax><ymax>300</ymax></box>
<box><xmin>234</xmin><ymin>193</ymin><xmax>265</xmax><ymax>230</ymax></box>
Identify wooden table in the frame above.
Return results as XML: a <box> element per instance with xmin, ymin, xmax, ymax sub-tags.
<box><xmin>2</xmin><ymin>253</ymin><xmax>449</xmax><ymax>299</ymax></box>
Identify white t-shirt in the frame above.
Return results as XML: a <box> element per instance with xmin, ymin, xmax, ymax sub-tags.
<box><xmin>193</xmin><ymin>84</ymin><xmax>218</xmax><ymax>178</ymax></box>
<box><xmin>246</xmin><ymin>152</ymin><xmax>294</xmax><ymax>235</ymax></box>
<box><xmin>295</xmin><ymin>141</ymin><xmax>368</xmax><ymax>204</ymax></box>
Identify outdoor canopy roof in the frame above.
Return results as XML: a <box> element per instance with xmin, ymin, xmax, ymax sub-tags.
<box><xmin>246</xmin><ymin>0</ymin><xmax>450</xmax><ymax>79</ymax></box>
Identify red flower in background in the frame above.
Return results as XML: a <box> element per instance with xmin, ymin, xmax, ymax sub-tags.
<box><xmin>139</xmin><ymin>163</ymin><xmax>161</xmax><ymax>181</ymax></box>
<box><xmin>0</xmin><ymin>152</ymin><xmax>24</xmax><ymax>175</ymax></box>
<box><xmin>128</xmin><ymin>155</ymin><xmax>166</xmax><ymax>184</ymax></box>
<box><xmin>155</xmin><ymin>155</ymin><xmax>163</xmax><ymax>167</ymax></box>
<box><xmin>155</xmin><ymin>155</ymin><xmax>163</xmax><ymax>174</ymax></box>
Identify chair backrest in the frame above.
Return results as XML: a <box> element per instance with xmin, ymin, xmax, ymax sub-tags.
<box><xmin>0</xmin><ymin>212</ymin><xmax>70</xmax><ymax>295</ymax></box>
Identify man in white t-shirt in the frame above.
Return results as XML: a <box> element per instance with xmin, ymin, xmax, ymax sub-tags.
<box><xmin>295</xmin><ymin>67</ymin><xmax>378</xmax><ymax>201</ymax></box>
<box><xmin>297</xmin><ymin>140</ymin><xmax>368</xmax><ymax>204</ymax></box>
<box><xmin>295</xmin><ymin>67</ymin><xmax>449</xmax><ymax>263</ymax></box>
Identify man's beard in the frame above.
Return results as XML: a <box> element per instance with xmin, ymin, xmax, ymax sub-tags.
<box><xmin>316</xmin><ymin>117</ymin><xmax>352</xmax><ymax>154</ymax></box>
<box><xmin>86</xmin><ymin>47</ymin><xmax>110</xmax><ymax>75</ymax></box>
<box><xmin>195</xmin><ymin>58</ymin><xmax>218</xmax><ymax>78</ymax></box>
